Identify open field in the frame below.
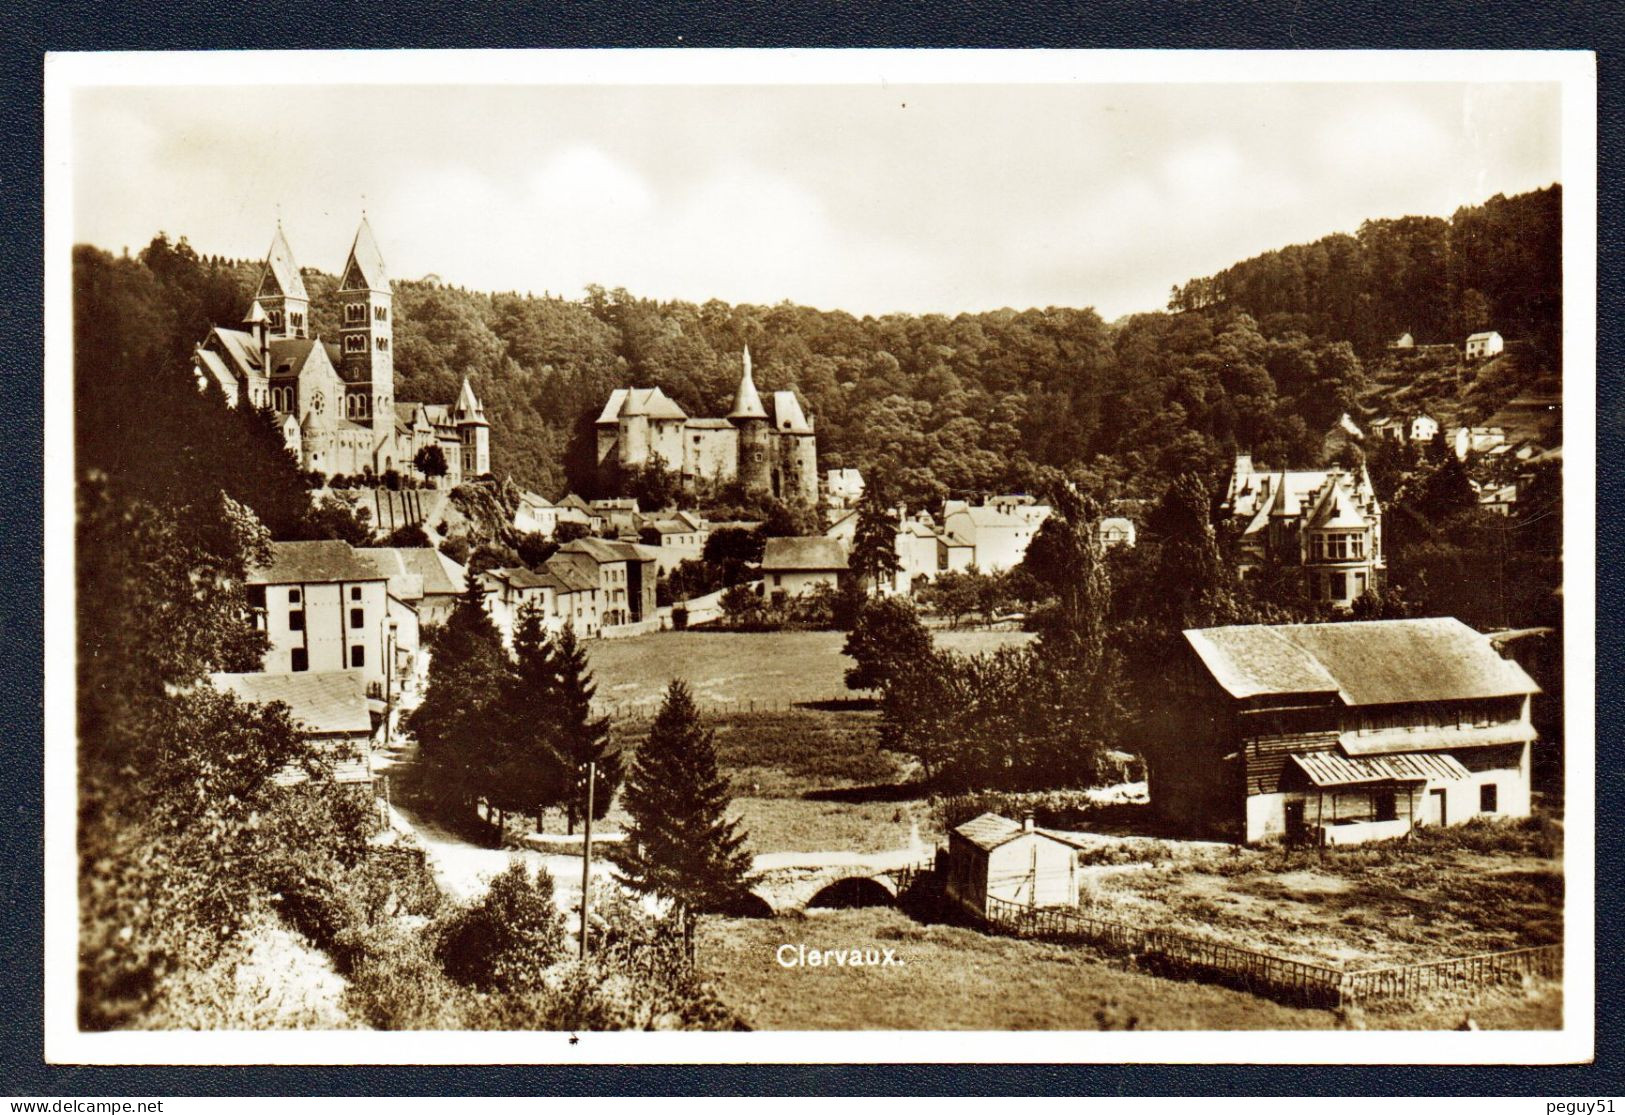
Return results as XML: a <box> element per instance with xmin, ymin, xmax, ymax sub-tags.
<box><xmin>729</xmin><ymin>798</ymin><xmax>924</xmax><ymax>856</ymax></box>
<box><xmin>1085</xmin><ymin>816</ymin><xmax>1563</xmax><ymax>969</ymax></box>
<box><xmin>696</xmin><ymin>907</ymin><xmax>1560</xmax><ymax>1030</ymax></box>
<box><xmin>587</xmin><ymin>628</ymin><xmax>1033</xmax><ymax>711</ymax></box>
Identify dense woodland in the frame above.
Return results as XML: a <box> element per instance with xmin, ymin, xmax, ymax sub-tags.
<box><xmin>101</xmin><ymin>185</ymin><xmax>1561</xmax><ymax>511</ymax></box>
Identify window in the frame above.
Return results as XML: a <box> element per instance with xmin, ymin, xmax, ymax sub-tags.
<box><xmin>288</xmin><ymin>608</ymin><xmax>305</xmax><ymax>632</ymax></box>
<box><xmin>288</xmin><ymin>588</ymin><xmax>301</xmax><ymax>604</ymax></box>
<box><xmin>1480</xmin><ymin>784</ymin><xmax>1498</xmax><ymax>813</ymax></box>
<box><xmin>376</xmin><ymin>337</ymin><xmax>390</xmax><ymax>352</ymax></box>
<box><xmin>345</xmin><ymin>303</ymin><xmax>366</xmax><ymax>324</ymax></box>
<box><xmin>291</xmin><ymin>648</ymin><xmax>308</xmax><ymax>672</ymax></box>
<box><xmin>268</xmin><ymin>309</ymin><xmax>284</xmax><ymax>329</ymax></box>
<box><xmin>1373</xmin><ymin>791</ymin><xmax>1397</xmax><ymax>822</ymax></box>
<box><xmin>350</xmin><ymin>586</ymin><xmax>362</xmax><ymax>601</ymax></box>
<box><xmin>374</xmin><ymin>306</ymin><xmax>388</xmax><ymax>322</ymax></box>
<box><xmin>350</xmin><ymin>607</ymin><xmax>364</xmax><ymax>629</ymax></box>
<box><xmin>246</xmin><ymin>585</ymin><xmax>266</xmax><ymax>609</ymax></box>
<box><xmin>351</xmin><ymin>646</ymin><xmax>365</xmax><ymax>669</ymax></box>
<box><xmin>344</xmin><ymin>334</ymin><xmax>366</xmax><ymax>353</ymax></box>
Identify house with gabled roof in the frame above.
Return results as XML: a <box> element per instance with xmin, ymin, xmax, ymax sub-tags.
<box><xmin>211</xmin><ymin>669</ymin><xmax>379</xmax><ymax>790</ymax></box>
<box><xmin>247</xmin><ymin>540</ymin><xmax>393</xmax><ymax>691</ymax></box>
<box><xmin>945</xmin><ymin>812</ymin><xmax>1089</xmax><ymax>916</ymax></box>
<box><xmin>482</xmin><ymin>563</ymin><xmax>602</xmax><ymax>643</ymax></box>
<box><xmin>761</xmin><ymin>536</ymin><xmax>847</xmax><ymax>601</ymax></box>
<box><xmin>1151</xmin><ymin>618</ymin><xmax>1540</xmax><ymax>845</ymax></box>
<box><xmin>548</xmin><ymin>537</ymin><xmax>657</xmax><ymax>628</ymax></box>
<box><xmin>1222</xmin><ymin>453</ymin><xmax>1385</xmax><ymax>609</ymax></box>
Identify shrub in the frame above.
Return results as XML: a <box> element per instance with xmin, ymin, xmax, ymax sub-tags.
<box><xmin>436</xmin><ymin>861</ymin><xmax>569</xmax><ymax>991</ymax></box>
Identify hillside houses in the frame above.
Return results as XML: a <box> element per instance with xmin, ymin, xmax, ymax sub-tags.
<box><xmin>823</xmin><ymin>468</ymin><xmax>865</xmax><ymax>510</ymax></box>
<box><xmin>549</xmin><ymin>537</ymin><xmax>658</xmax><ymax>629</ymax></box>
<box><xmin>358</xmin><ymin>546</ymin><xmax>467</xmax><ymax>627</ymax></box>
<box><xmin>1151</xmin><ymin>618</ymin><xmax>1539</xmax><ymax>845</ymax></box>
<box><xmin>482</xmin><ymin>563</ymin><xmax>602</xmax><ymax>643</ymax></box>
<box><xmin>941</xmin><ymin>498</ymin><xmax>1052</xmax><ymax>573</ymax></box>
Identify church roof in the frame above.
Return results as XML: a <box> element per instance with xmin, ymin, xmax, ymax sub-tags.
<box><xmin>728</xmin><ymin>346</ymin><xmax>768</xmax><ymax>420</ymax></box>
<box><xmin>266</xmin><ymin>337</ymin><xmax>338</xmax><ymax>380</ymax></box>
<box><xmin>195</xmin><ymin>348</ymin><xmax>238</xmax><ymax>396</ymax></box>
<box><xmin>342</xmin><ymin>217</ymin><xmax>389</xmax><ymax>291</ymax></box>
<box><xmin>209</xmin><ymin>327</ymin><xmax>263</xmax><ymax>377</ymax></box>
<box><xmin>259</xmin><ymin>226</ymin><xmax>308</xmax><ymax>301</ymax></box>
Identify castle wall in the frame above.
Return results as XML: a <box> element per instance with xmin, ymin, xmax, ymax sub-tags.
<box><xmin>684</xmin><ymin>427</ymin><xmax>739</xmax><ymax>489</ymax></box>
<box><xmin>649</xmin><ymin>419</ymin><xmax>685</xmax><ymax>473</ymax></box>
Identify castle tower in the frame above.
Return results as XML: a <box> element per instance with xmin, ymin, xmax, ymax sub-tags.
<box><xmin>336</xmin><ymin>217</ymin><xmax>393</xmax><ymax>432</ymax></box>
<box><xmin>453</xmin><ymin>376</ymin><xmax>491</xmax><ymax>478</ymax></box>
<box><xmin>728</xmin><ymin>346</ymin><xmax>770</xmax><ymax>495</ymax></box>
<box><xmin>255</xmin><ymin>225</ymin><xmax>309</xmax><ymax>340</ymax></box>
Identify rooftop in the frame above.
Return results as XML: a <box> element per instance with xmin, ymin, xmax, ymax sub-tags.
<box><xmin>1184</xmin><ymin>617</ymin><xmax>1540</xmax><ymax>707</ymax></box>
<box><xmin>952</xmin><ymin>812</ymin><xmax>1089</xmax><ymax>853</ymax></box>
<box><xmin>761</xmin><ymin>536</ymin><xmax>848</xmax><ymax>572</ymax></box>
<box><xmin>249</xmin><ymin>540</ymin><xmax>384</xmax><ymax>585</ymax></box>
<box><xmin>211</xmin><ymin>669</ymin><xmax>371</xmax><ymax>735</ymax></box>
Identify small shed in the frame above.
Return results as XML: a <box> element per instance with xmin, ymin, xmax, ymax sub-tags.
<box><xmin>945</xmin><ymin>812</ymin><xmax>1087</xmax><ymax>917</ymax></box>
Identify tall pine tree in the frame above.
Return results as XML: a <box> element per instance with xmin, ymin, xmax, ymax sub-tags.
<box><xmin>490</xmin><ymin>602</ymin><xmax>572</xmax><ymax>830</ymax></box>
<box><xmin>405</xmin><ymin>578</ymin><xmax>510</xmax><ymax>819</ymax></box>
<box><xmin>551</xmin><ymin>623</ymin><xmax>622</xmax><ymax>833</ymax></box>
<box><xmin>849</xmin><ymin>490</ymin><xmax>900</xmax><ymax>592</ymax></box>
<box><xmin>612</xmin><ymin>680</ymin><xmax>753</xmax><ymax>930</ymax></box>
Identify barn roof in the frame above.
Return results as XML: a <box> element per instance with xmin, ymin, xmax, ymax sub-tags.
<box><xmin>1184</xmin><ymin>618</ymin><xmax>1540</xmax><ymax>706</ymax></box>
<box><xmin>1290</xmin><ymin>750</ymin><xmax>1470</xmax><ymax>788</ymax></box>
<box><xmin>761</xmin><ymin>536</ymin><xmax>847</xmax><ymax>572</ymax></box>
<box><xmin>211</xmin><ymin>669</ymin><xmax>372</xmax><ymax>735</ymax></box>
<box><xmin>249</xmin><ymin>540</ymin><xmax>384</xmax><ymax>585</ymax></box>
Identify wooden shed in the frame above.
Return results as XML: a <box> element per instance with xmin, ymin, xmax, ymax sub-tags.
<box><xmin>945</xmin><ymin>813</ymin><xmax>1087</xmax><ymax>918</ymax></box>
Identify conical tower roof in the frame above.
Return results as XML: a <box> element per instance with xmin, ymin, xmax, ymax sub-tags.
<box><xmin>242</xmin><ymin>300</ymin><xmax>268</xmax><ymax>324</ymax></box>
<box><xmin>342</xmin><ymin>216</ymin><xmax>389</xmax><ymax>291</ymax></box>
<box><xmin>260</xmin><ymin>225</ymin><xmax>308</xmax><ymax>300</ymax></box>
<box><xmin>728</xmin><ymin>345</ymin><xmax>767</xmax><ymax>420</ymax></box>
<box><xmin>455</xmin><ymin>376</ymin><xmax>487</xmax><ymax>424</ymax></box>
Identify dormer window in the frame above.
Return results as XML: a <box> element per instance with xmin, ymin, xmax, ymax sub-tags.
<box><xmin>344</xmin><ymin>303</ymin><xmax>367</xmax><ymax>325</ymax></box>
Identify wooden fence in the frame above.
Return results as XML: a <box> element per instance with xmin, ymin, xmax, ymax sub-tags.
<box><xmin>597</xmin><ymin>694</ymin><xmax>871</xmax><ymax>722</ymax></box>
<box><xmin>982</xmin><ymin>894</ymin><xmax>1561</xmax><ymax>1009</ymax></box>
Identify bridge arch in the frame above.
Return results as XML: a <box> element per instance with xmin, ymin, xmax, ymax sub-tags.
<box><xmin>805</xmin><ymin>874</ymin><xmax>899</xmax><ymax>910</ymax></box>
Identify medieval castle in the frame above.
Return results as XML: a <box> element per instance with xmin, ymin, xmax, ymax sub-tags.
<box><xmin>193</xmin><ymin>220</ymin><xmax>490</xmax><ymax>486</ymax></box>
<box><xmin>594</xmin><ymin>347</ymin><xmax>818</xmax><ymax>504</ymax></box>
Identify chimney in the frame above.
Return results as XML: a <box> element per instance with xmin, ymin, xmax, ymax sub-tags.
<box><xmin>1021</xmin><ymin>812</ymin><xmax>1035</xmax><ymax>833</ymax></box>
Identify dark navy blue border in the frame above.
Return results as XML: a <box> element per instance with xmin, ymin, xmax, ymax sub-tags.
<box><xmin>3</xmin><ymin>0</ymin><xmax>1618</xmax><ymax>1098</ymax></box>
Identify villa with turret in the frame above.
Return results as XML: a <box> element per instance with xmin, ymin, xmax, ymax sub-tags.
<box><xmin>193</xmin><ymin>220</ymin><xmax>491</xmax><ymax>486</ymax></box>
<box><xmin>594</xmin><ymin>347</ymin><xmax>818</xmax><ymax>504</ymax></box>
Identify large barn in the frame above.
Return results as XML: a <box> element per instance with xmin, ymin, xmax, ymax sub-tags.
<box><xmin>1150</xmin><ymin>618</ymin><xmax>1541</xmax><ymax>845</ymax></box>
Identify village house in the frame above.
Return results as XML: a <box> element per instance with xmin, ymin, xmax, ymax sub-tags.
<box><xmin>357</xmin><ymin>546</ymin><xmax>467</xmax><ymax>628</ymax></box>
<box><xmin>1387</xmin><ymin>331</ymin><xmax>1415</xmax><ymax>350</ymax></box>
<box><xmin>823</xmin><ymin>467</ymin><xmax>865</xmax><ymax>510</ymax></box>
<box><xmin>639</xmin><ymin>511</ymin><xmax>709</xmax><ymax>574</ymax></box>
<box><xmin>482</xmin><ymin>564</ymin><xmax>603</xmax><ymax>643</ymax></box>
<box><xmin>590</xmin><ymin>497</ymin><xmax>642</xmax><ymax>539</ymax></box>
<box><xmin>944</xmin><ymin>813</ymin><xmax>1088</xmax><ymax>917</ymax></box>
<box><xmin>894</xmin><ymin>517</ymin><xmax>945</xmax><ymax>593</ymax></box>
<box><xmin>552</xmin><ymin>494</ymin><xmax>603</xmax><ymax>534</ymax></box>
<box><xmin>823</xmin><ymin>507</ymin><xmax>858</xmax><ymax>547</ymax></box>
<box><xmin>761</xmin><ymin>536</ymin><xmax>848</xmax><ymax>602</ymax></box>
<box><xmin>1222</xmin><ymin>453</ymin><xmax>1385</xmax><ymax>609</ymax></box>
<box><xmin>247</xmin><ymin>540</ymin><xmax>394</xmax><ymax>695</ymax></box>
<box><xmin>512</xmin><ymin>490</ymin><xmax>560</xmax><ymax>537</ymax></box>
<box><xmin>1453</xmin><ymin>425</ymin><xmax>1508</xmax><ymax>460</ymax></box>
<box><xmin>940</xmin><ymin>499</ymin><xmax>1050</xmax><ymax>573</ymax></box>
<box><xmin>1465</xmin><ymin>330</ymin><xmax>1505</xmax><ymax>359</ymax></box>
<box><xmin>1368</xmin><ymin>414</ymin><xmax>1440</xmax><ymax>447</ymax></box>
<box><xmin>1150</xmin><ymin>617</ymin><xmax>1540</xmax><ymax>846</ymax></box>
<box><xmin>547</xmin><ymin>537</ymin><xmax>657</xmax><ymax>629</ymax></box>
<box><xmin>1097</xmin><ymin>516</ymin><xmax>1137</xmax><ymax>550</ymax></box>
<box><xmin>211</xmin><ymin>669</ymin><xmax>379</xmax><ymax>793</ymax></box>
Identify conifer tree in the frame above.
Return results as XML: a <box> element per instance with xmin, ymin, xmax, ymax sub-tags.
<box><xmin>550</xmin><ymin>623</ymin><xmax>621</xmax><ymax>833</ymax></box>
<box><xmin>405</xmin><ymin>577</ymin><xmax>509</xmax><ymax>819</ymax></box>
<box><xmin>490</xmin><ymin>602</ymin><xmax>571</xmax><ymax>829</ymax></box>
<box><xmin>612</xmin><ymin>680</ymin><xmax>753</xmax><ymax>930</ymax></box>
<box><xmin>849</xmin><ymin>490</ymin><xmax>900</xmax><ymax>592</ymax></box>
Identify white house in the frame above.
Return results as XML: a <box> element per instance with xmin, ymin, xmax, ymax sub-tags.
<box><xmin>1097</xmin><ymin>517</ymin><xmax>1137</xmax><ymax>550</ymax></box>
<box><xmin>1465</xmin><ymin>331</ymin><xmax>1505</xmax><ymax>359</ymax></box>
<box><xmin>761</xmin><ymin>536</ymin><xmax>848</xmax><ymax>601</ymax></box>
<box><xmin>945</xmin><ymin>813</ymin><xmax>1088</xmax><ymax>916</ymax></box>
<box><xmin>513</xmin><ymin>490</ymin><xmax>561</xmax><ymax>537</ymax></box>
<box><xmin>941</xmin><ymin>503</ymin><xmax>1045</xmax><ymax>573</ymax></box>
<box><xmin>482</xmin><ymin>565</ymin><xmax>603</xmax><ymax>644</ymax></box>
<box><xmin>1453</xmin><ymin>426</ymin><xmax>1508</xmax><ymax>460</ymax></box>
<box><xmin>824</xmin><ymin>468</ymin><xmax>866</xmax><ymax>510</ymax></box>
<box><xmin>247</xmin><ymin>540</ymin><xmax>392</xmax><ymax>693</ymax></box>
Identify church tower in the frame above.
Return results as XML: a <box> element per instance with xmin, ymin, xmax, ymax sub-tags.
<box><xmin>254</xmin><ymin>225</ymin><xmax>309</xmax><ymax>340</ymax></box>
<box><xmin>728</xmin><ymin>346</ymin><xmax>770</xmax><ymax>495</ymax></box>
<box><xmin>336</xmin><ymin>217</ymin><xmax>393</xmax><ymax>433</ymax></box>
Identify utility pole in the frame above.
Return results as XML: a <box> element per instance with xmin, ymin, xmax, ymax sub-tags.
<box><xmin>579</xmin><ymin>760</ymin><xmax>596</xmax><ymax>960</ymax></box>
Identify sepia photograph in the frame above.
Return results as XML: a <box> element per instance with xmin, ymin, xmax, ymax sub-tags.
<box><xmin>42</xmin><ymin>48</ymin><xmax>1595</xmax><ymax>1064</ymax></box>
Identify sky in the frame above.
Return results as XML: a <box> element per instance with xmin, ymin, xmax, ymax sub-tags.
<box><xmin>71</xmin><ymin>80</ymin><xmax>1561</xmax><ymax>320</ymax></box>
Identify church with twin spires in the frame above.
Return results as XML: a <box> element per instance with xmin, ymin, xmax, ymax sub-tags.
<box><xmin>193</xmin><ymin>219</ymin><xmax>490</xmax><ymax>486</ymax></box>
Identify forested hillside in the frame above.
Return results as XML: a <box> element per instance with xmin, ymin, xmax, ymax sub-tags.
<box><xmin>100</xmin><ymin>184</ymin><xmax>1560</xmax><ymax>508</ymax></box>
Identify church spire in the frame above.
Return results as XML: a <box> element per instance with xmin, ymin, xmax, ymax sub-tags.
<box><xmin>255</xmin><ymin>223</ymin><xmax>309</xmax><ymax>338</ymax></box>
<box><xmin>727</xmin><ymin>345</ymin><xmax>767</xmax><ymax>420</ymax></box>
